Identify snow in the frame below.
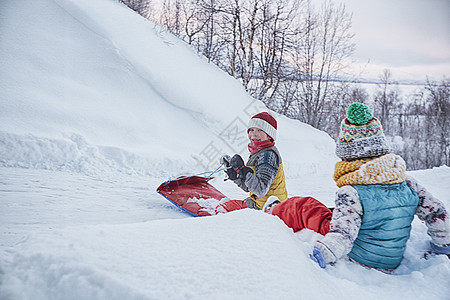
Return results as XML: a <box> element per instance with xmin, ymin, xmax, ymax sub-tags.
<box><xmin>0</xmin><ymin>0</ymin><xmax>449</xmax><ymax>299</ymax></box>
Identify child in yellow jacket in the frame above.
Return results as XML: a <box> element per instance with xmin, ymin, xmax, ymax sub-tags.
<box><xmin>218</xmin><ymin>112</ymin><xmax>288</xmax><ymax>211</ymax></box>
<box><xmin>218</xmin><ymin>111</ymin><xmax>333</xmax><ymax>235</ymax></box>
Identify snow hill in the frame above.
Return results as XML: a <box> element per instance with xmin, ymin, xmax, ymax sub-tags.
<box><xmin>0</xmin><ymin>0</ymin><xmax>449</xmax><ymax>299</ymax></box>
<box><xmin>0</xmin><ymin>0</ymin><xmax>336</xmax><ymax>179</ymax></box>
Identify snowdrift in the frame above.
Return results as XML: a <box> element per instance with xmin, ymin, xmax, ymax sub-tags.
<box><xmin>0</xmin><ymin>0</ymin><xmax>337</xmax><ymax>178</ymax></box>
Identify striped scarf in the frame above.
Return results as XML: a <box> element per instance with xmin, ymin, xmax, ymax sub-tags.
<box><xmin>333</xmin><ymin>153</ymin><xmax>406</xmax><ymax>188</ymax></box>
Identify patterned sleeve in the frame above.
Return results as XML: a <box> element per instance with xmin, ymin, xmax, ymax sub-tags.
<box><xmin>244</xmin><ymin>150</ymin><xmax>278</xmax><ymax>197</ymax></box>
<box><xmin>232</xmin><ymin>176</ymin><xmax>249</xmax><ymax>192</ymax></box>
<box><xmin>406</xmin><ymin>175</ymin><xmax>450</xmax><ymax>247</ymax></box>
<box><xmin>315</xmin><ymin>185</ymin><xmax>363</xmax><ymax>264</ymax></box>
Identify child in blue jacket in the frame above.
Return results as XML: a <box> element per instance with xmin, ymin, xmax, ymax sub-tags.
<box><xmin>310</xmin><ymin>103</ymin><xmax>450</xmax><ymax>271</ymax></box>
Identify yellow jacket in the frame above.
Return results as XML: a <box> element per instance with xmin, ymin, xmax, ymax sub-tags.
<box><xmin>246</xmin><ymin>146</ymin><xmax>288</xmax><ymax>209</ymax></box>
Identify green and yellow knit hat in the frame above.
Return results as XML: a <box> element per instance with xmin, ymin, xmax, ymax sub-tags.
<box><xmin>336</xmin><ymin>102</ymin><xmax>391</xmax><ymax>159</ymax></box>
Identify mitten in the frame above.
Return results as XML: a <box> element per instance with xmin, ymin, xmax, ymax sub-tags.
<box><xmin>229</xmin><ymin>154</ymin><xmax>245</xmax><ymax>169</ymax></box>
<box><xmin>430</xmin><ymin>242</ymin><xmax>450</xmax><ymax>258</ymax></box>
<box><xmin>310</xmin><ymin>246</ymin><xmax>326</xmax><ymax>269</ymax></box>
<box><xmin>230</xmin><ymin>154</ymin><xmax>253</xmax><ymax>180</ymax></box>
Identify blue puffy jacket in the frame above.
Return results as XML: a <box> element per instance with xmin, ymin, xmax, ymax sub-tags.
<box><xmin>348</xmin><ymin>181</ymin><xmax>419</xmax><ymax>269</ymax></box>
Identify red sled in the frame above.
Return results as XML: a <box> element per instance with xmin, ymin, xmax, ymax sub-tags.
<box><xmin>156</xmin><ymin>176</ymin><xmax>228</xmax><ymax>217</ymax></box>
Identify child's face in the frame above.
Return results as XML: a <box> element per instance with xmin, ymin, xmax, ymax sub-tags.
<box><xmin>248</xmin><ymin>127</ymin><xmax>270</xmax><ymax>142</ymax></box>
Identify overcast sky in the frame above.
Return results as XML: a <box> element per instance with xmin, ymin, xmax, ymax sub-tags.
<box><xmin>340</xmin><ymin>0</ymin><xmax>450</xmax><ymax>82</ymax></box>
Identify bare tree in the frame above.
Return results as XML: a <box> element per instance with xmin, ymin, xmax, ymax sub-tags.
<box><xmin>425</xmin><ymin>79</ymin><xmax>450</xmax><ymax>166</ymax></box>
<box><xmin>157</xmin><ymin>0</ymin><xmax>182</xmax><ymax>35</ymax></box>
<box><xmin>251</xmin><ymin>0</ymin><xmax>301</xmax><ymax>101</ymax></box>
<box><xmin>120</xmin><ymin>0</ymin><xmax>153</xmax><ymax>19</ymax></box>
<box><xmin>372</xmin><ymin>69</ymin><xmax>401</xmax><ymax>135</ymax></box>
<box><xmin>181</xmin><ymin>1</ymin><xmax>211</xmax><ymax>46</ymax></box>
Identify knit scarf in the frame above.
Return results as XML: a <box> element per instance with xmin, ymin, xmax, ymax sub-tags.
<box><xmin>248</xmin><ymin>140</ymin><xmax>275</xmax><ymax>154</ymax></box>
<box><xmin>333</xmin><ymin>153</ymin><xmax>407</xmax><ymax>188</ymax></box>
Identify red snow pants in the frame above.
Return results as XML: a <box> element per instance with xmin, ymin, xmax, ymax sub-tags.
<box><xmin>218</xmin><ymin>197</ymin><xmax>332</xmax><ymax>236</ymax></box>
<box><xmin>271</xmin><ymin>196</ymin><xmax>332</xmax><ymax>235</ymax></box>
<box><xmin>218</xmin><ymin>199</ymin><xmax>248</xmax><ymax>211</ymax></box>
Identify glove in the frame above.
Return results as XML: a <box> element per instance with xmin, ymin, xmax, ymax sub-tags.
<box><xmin>224</xmin><ymin>167</ymin><xmax>238</xmax><ymax>181</ymax></box>
<box><xmin>310</xmin><ymin>246</ymin><xmax>326</xmax><ymax>269</ymax></box>
<box><xmin>230</xmin><ymin>154</ymin><xmax>253</xmax><ymax>180</ymax></box>
<box><xmin>245</xmin><ymin>198</ymin><xmax>259</xmax><ymax>210</ymax></box>
<box><xmin>220</xmin><ymin>155</ymin><xmax>238</xmax><ymax>180</ymax></box>
<box><xmin>229</xmin><ymin>154</ymin><xmax>245</xmax><ymax>169</ymax></box>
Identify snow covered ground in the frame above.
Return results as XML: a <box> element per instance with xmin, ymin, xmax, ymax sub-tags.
<box><xmin>0</xmin><ymin>0</ymin><xmax>449</xmax><ymax>299</ymax></box>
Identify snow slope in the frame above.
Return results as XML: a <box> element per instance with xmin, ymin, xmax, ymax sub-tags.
<box><xmin>0</xmin><ymin>0</ymin><xmax>449</xmax><ymax>299</ymax></box>
<box><xmin>0</xmin><ymin>0</ymin><xmax>336</xmax><ymax>178</ymax></box>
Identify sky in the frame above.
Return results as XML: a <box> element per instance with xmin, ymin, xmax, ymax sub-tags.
<box><xmin>340</xmin><ymin>0</ymin><xmax>450</xmax><ymax>82</ymax></box>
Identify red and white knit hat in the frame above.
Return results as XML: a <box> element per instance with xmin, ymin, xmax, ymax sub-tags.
<box><xmin>247</xmin><ymin>112</ymin><xmax>277</xmax><ymax>140</ymax></box>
